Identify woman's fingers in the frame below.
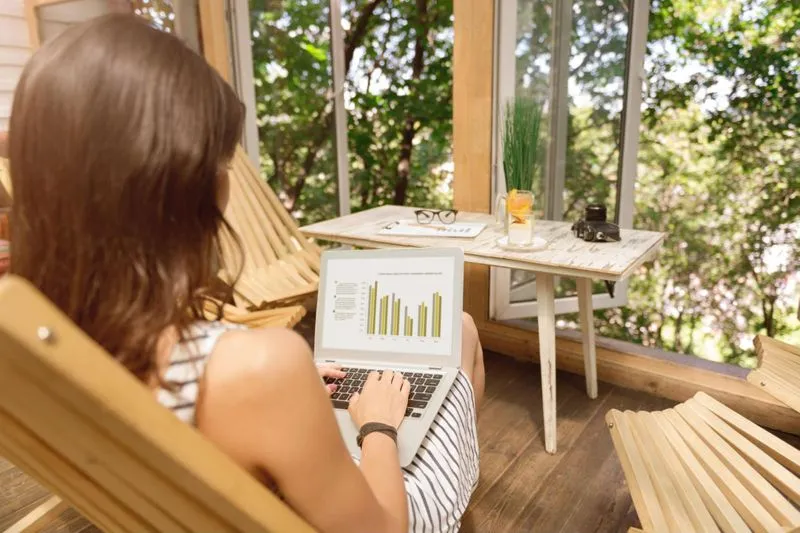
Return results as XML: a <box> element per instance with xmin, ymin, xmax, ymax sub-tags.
<box><xmin>318</xmin><ymin>364</ymin><xmax>346</xmax><ymax>379</ymax></box>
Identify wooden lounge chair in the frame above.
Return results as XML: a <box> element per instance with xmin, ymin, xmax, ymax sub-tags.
<box><xmin>0</xmin><ymin>275</ymin><xmax>314</xmax><ymax>533</ymax></box>
<box><xmin>219</xmin><ymin>147</ymin><xmax>321</xmax><ymax>310</ymax></box>
<box><xmin>202</xmin><ymin>298</ymin><xmax>306</xmax><ymax>330</ymax></box>
<box><xmin>607</xmin><ymin>389</ymin><xmax>800</xmax><ymax>533</ymax></box>
<box><xmin>748</xmin><ymin>336</ymin><xmax>800</xmax><ymax>414</ymax></box>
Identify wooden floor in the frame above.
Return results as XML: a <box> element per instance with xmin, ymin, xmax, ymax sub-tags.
<box><xmin>3</xmin><ymin>350</ymin><xmax>797</xmax><ymax>532</ymax></box>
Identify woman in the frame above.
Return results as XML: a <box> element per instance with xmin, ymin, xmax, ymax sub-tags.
<box><xmin>9</xmin><ymin>15</ymin><xmax>485</xmax><ymax>533</ymax></box>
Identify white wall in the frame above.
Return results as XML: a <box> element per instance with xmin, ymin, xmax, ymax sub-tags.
<box><xmin>0</xmin><ymin>0</ymin><xmax>120</xmax><ymax>132</ymax></box>
<box><xmin>0</xmin><ymin>1</ymin><xmax>30</xmax><ymax>131</ymax></box>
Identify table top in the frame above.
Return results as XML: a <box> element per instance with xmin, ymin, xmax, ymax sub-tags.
<box><xmin>301</xmin><ymin>205</ymin><xmax>666</xmax><ymax>281</ymax></box>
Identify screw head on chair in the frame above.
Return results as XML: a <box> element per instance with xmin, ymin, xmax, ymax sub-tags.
<box><xmin>37</xmin><ymin>326</ymin><xmax>56</xmax><ymax>344</ymax></box>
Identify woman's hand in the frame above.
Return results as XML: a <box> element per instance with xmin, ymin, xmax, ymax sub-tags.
<box><xmin>317</xmin><ymin>363</ymin><xmax>346</xmax><ymax>395</ymax></box>
<box><xmin>348</xmin><ymin>371</ymin><xmax>410</xmax><ymax>430</ymax></box>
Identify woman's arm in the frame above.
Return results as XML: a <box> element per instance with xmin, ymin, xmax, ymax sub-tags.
<box><xmin>195</xmin><ymin>328</ymin><xmax>408</xmax><ymax>533</ymax></box>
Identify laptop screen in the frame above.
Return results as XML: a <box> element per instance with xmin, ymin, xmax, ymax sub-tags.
<box><xmin>319</xmin><ymin>254</ymin><xmax>457</xmax><ymax>357</ymax></box>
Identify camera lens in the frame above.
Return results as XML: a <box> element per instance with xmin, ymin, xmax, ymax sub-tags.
<box><xmin>585</xmin><ymin>204</ymin><xmax>606</xmax><ymax>222</ymax></box>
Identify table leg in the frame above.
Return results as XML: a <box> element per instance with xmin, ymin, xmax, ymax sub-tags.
<box><xmin>576</xmin><ymin>277</ymin><xmax>598</xmax><ymax>399</ymax></box>
<box><xmin>536</xmin><ymin>272</ymin><xmax>557</xmax><ymax>454</ymax></box>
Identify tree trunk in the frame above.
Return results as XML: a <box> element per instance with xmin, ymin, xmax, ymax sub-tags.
<box><xmin>673</xmin><ymin>309</ymin><xmax>684</xmax><ymax>353</ymax></box>
<box><xmin>392</xmin><ymin>0</ymin><xmax>429</xmax><ymax>205</ymax></box>
<box><xmin>762</xmin><ymin>297</ymin><xmax>776</xmax><ymax>337</ymax></box>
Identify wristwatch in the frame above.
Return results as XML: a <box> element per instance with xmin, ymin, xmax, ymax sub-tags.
<box><xmin>356</xmin><ymin>422</ymin><xmax>398</xmax><ymax>448</ymax></box>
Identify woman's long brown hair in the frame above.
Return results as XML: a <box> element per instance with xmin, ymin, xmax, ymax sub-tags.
<box><xmin>9</xmin><ymin>14</ymin><xmax>245</xmax><ymax>381</ymax></box>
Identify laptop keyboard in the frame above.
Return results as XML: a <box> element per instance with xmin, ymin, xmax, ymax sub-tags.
<box><xmin>324</xmin><ymin>368</ymin><xmax>443</xmax><ymax>418</ymax></box>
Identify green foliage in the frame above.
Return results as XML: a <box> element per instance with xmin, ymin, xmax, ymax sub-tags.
<box><xmin>502</xmin><ymin>97</ymin><xmax>543</xmax><ymax>192</ymax></box>
<box><xmin>250</xmin><ymin>0</ymin><xmax>454</xmax><ymax>225</ymax></box>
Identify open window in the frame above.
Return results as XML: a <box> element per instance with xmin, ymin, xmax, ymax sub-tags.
<box><xmin>490</xmin><ymin>0</ymin><xmax>649</xmax><ymax>320</ymax></box>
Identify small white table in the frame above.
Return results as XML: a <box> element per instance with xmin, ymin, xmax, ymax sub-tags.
<box><xmin>301</xmin><ymin>205</ymin><xmax>665</xmax><ymax>453</ymax></box>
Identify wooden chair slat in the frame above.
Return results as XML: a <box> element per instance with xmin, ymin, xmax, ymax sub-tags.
<box><xmin>0</xmin><ymin>365</ymin><xmax>226</xmax><ymax>532</ymax></box>
<box><xmin>231</xmin><ymin>154</ymin><xmax>289</xmax><ymax>258</ymax></box>
<box><xmin>0</xmin><ymin>408</ymin><xmax>143</xmax><ymax>533</ymax></box>
<box><xmin>748</xmin><ymin>368</ymin><xmax>800</xmax><ymax>414</ymax></box>
<box><xmin>0</xmin><ymin>276</ymin><xmax>314</xmax><ymax>533</ymax></box>
<box><xmin>749</xmin><ymin>336</ymin><xmax>800</xmax><ymax>416</ymax></box>
<box><xmin>651</xmin><ymin>411</ymin><xmax>749</xmax><ymax>533</ymax></box>
<box><xmin>686</xmin><ymin>398</ymin><xmax>800</xmax><ymax>505</ymax></box>
<box><xmin>606</xmin><ymin>409</ymin><xmax>670</xmax><ymax>533</ymax></box>
<box><xmin>637</xmin><ymin>412</ymin><xmax>720</xmax><ymax>533</ymax></box>
<box><xmin>664</xmin><ymin>408</ymin><xmax>781</xmax><ymax>533</ymax></box>
<box><xmin>219</xmin><ymin>148</ymin><xmax>320</xmax><ymax>309</ymax></box>
<box><xmin>627</xmin><ymin>412</ymin><xmax>695</xmax><ymax>533</ymax></box>
<box><xmin>675</xmin><ymin>403</ymin><xmax>800</xmax><ymax>526</ymax></box>
<box><xmin>694</xmin><ymin>392</ymin><xmax>800</xmax><ymax>475</ymax></box>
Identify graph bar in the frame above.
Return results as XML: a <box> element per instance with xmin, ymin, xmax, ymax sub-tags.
<box><xmin>367</xmin><ymin>282</ymin><xmax>377</xmax><ymax>334</ymax></box>
<box><xmin>417</xmin><ymin>303</ymin><xmax>428</xmax><ymax>336</ymax></box>
<box><xmin>380</xmin><ymin>295</ymin><xmax>389</xmax><ymax>335</ymax></box>
<box><xmin>432</xmin><ymin>292</ymin><xmax>442</xmax><ymax>337</ymax></box>
<box><xmin>392</xmin><ymin>297</ymin><xmax>401</xmax><ymax>336</ymax></box>
<box><xmin>366</xmin><ymin>280</ymin><xmax>441</xmax><ymax>338</ymax></box>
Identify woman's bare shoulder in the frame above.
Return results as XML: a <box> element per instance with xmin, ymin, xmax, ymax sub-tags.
<box><xmin>196</xmin><ymin>327</ymin><xmax>319</xmax><ymax>468</ymax></box>
<box><xmin>206</xmin><ymin>326</ymin><xmax>313</xmax><ymax>385</ymax></box>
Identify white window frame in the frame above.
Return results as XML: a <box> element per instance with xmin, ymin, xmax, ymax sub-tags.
<box><xmin>490</xmin><ymin>0</ymin><xmax>649</xmax><ymax>320</ymax></box>
<box><xmin>228</xmin><ymin>0</ymin><xmax>260</xmax><ymax>168</ymax></box>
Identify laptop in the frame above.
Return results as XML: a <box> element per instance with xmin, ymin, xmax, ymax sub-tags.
<box><xmin>314</xmin><ymin>247</ymin><xmax>464</xmax><ymax>467</ymax></box>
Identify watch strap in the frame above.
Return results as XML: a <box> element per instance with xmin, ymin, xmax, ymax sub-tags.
<box><xmin>356</xmin><ymin>422</ymin><xmax>398</xmax><ymax>448</ymax></box>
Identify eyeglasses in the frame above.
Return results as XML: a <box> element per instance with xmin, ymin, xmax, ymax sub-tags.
<box><xmin>415</xmin><ymin>209</ymin><xmax>458</xmax><ymax>225</ymax></box>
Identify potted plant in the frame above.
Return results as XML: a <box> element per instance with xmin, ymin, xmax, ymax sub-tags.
<box><xmin>497</xmin><ymin>96</ymin><xmax>543</xmax><ymax>246</ymax></box>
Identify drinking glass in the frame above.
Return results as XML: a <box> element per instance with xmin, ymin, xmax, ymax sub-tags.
<box><xmin>495</xmin><ymin>190</ymin><xmax>535</xmax><ymax>246</ymax></box>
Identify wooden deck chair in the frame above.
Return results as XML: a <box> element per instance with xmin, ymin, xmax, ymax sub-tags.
<box><xmin>607</xmin><ymin>391</ymin><xmax>800</xmax><ymax>533</ymax></box>
<box><xmin>748</xmin><ymin>336</ymin><xmax>800</xmax><ymax>414</ymax></box>
<box><xmin>202</xmin><ymin>298</ymin><xmax>306</xmax><ymax>330</ymax></box>
<box><xmin>218</xmin><ymin>147</ymin><xmax>321</xmax><ymax>310</ymax></box>
<box><xmin>0</xmin><ymin>275</ymin><xmax>313</xmax><ymax>533</ymax></box>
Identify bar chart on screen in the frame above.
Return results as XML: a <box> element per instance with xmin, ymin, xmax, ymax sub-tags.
<box><xmin>320</xmin><ymin>256</ymin><xmax>455</xmax><ymax>356</ymax></box>
<box><xmin>365</xmin><ymin>282</ymin><xmax>443</xmax><ymax>338</ymax></box>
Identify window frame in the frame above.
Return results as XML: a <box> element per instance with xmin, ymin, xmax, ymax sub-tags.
<box><xmin>228</xmin><ymin>0</ymin><xmax>260</xmax><ymax>168</ymax></box>
<box><xmin>489</xmin><ymin>0</ymin><xmax>649</xmax><ymax>320</ymax></box>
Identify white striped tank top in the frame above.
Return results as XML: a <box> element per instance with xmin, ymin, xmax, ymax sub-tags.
<box><xmin>158</xmin><ymin>321</ymin><xmax>480</xmax><ymax>533</ymax></box>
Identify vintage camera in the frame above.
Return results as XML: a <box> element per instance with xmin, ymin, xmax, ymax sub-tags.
<box><xmin>571</xmin><ymin>204</ymin><xmax>621</xmax><ymax>243</ymax></box>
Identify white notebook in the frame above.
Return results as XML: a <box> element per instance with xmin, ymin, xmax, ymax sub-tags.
<box><xmin>378</xmin><ymin>220</ymin><xmax>486</xmax><ymax>238</ymax></box>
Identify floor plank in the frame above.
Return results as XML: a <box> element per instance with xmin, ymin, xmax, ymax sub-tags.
<box><xmin>3</xmin><ymin>350</ymin><xmax>796</xmax><ymax>533</ymax></box>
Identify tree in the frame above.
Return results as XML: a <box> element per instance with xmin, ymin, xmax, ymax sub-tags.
<box><xmin>249</xmin><ymin>0</ymin><xmax>453</xmax><ymax>224</ymax></box>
